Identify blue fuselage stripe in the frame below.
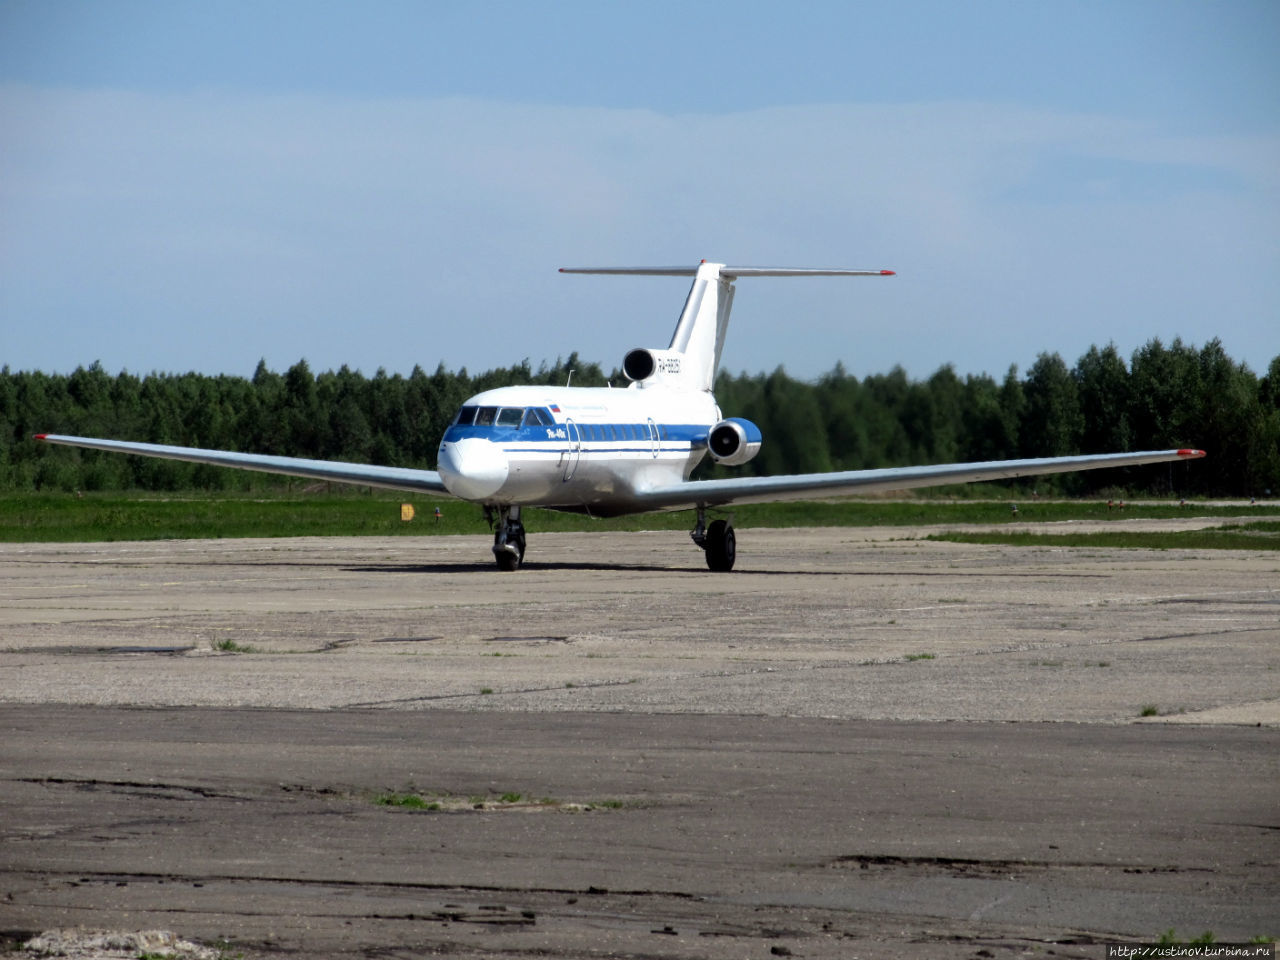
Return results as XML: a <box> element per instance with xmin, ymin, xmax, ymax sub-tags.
<box><xmin>442</xmin><ymin>423</ymin><xmax>710</xmax><ymax>446</ymax></box>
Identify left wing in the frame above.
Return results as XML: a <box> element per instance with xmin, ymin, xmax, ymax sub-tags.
<box><xmin>633</xmin><ymin>449</ymin><xmax>1207</xmax><ymax>511</ymax></box>
<box><xmin>34</xmin><ymin>434</ymin><xmax>451</xmax><ymax>495</ymax></box>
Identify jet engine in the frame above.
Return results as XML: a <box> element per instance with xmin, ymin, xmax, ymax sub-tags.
<box><xmin>707</xmin><ymin>418</ymin><xmax>762</xmax><ymax>466</ymax></box>
<box><xmin>623</xmin><ymin>348</ymin><xmax>684</xmax><ymax>384</ymax></box>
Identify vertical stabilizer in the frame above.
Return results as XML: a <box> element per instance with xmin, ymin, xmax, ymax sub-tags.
<box><xmin>666</xmin><ymin>261</ymin><xmax>732</xmax><ymax>392</ymax></box>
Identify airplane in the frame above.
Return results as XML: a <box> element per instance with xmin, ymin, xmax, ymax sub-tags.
<box><xmin>36</xmin><ymin>260</ymin><xmax>1206</xmax><ymax>571</ymax></box>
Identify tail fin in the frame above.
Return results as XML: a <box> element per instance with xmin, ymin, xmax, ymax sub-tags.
<box><xmin>559</xmin><ymin>262</ymin><xmax>895</xmax><ymax>393</ymax></box>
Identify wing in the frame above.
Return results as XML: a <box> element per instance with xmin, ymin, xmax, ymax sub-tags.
<box><xmin>35</xmin><ymin>434</ymin><xmax>451</xmax><ymax>496</ymax></box>
<box><xmin>632</xmin><ymin>449</ymin><xmax>1207</xmax><ymax>511</ymax></box>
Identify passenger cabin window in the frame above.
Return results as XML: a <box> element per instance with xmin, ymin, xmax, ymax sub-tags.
<box><xmin>496</xmin><ymin>407</ymin><xmax>524</xmax><ymax>427</ymax></box>
<box><xmin>455</xmin><ymin>406</ymin><xmax>477</xmax><ymax>426</ymax></box>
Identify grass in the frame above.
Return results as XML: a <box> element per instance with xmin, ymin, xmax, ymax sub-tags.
<box><xmin>212</xmin><ymin>639</ymin><xmax>255</xmax><ymax>653</ymax></box>
<box><xmin>903</xmin><ymin>653</ymin><xmax>937</xmax><ymax>661</ymax></box>
<box><xmin>1</xmin><ymin>490</ymin><xmax>1277</xmax><ymax>543</ymax></box>
<box><xmin>374</xmin><ymin>792</ymin><xmax>437</xmax><ymax>809</ymax></box>
<box><xmin>928</xmin><ymin>520</ymin><xmax>1280</xmax><ymax>551</ymax></box>
<box><xmin>1156</xmin><ymin>929</ymin><xmax>1218</xmax><ymax>946</ymax></box>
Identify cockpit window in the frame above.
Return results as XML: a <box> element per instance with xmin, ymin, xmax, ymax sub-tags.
<box><xmin>496</xmin><ymin>407</ymin><xmax>524</xmax><ymax>427</ymax></box>
<box><xmin>524</xmin><ymin>407</ymin><xmax>555</xmax><ymax>427</ymax></box>
<box><xmin>456</xmin><ymin>405</ymin><xmax>557</xmax><ymax>429</ymax></box>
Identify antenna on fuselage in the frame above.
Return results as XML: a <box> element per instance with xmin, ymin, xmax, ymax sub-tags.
<box><xmin>566</xmin><ymin>369</ymin><xmax>574</xmax><ymax>387</ymax></box>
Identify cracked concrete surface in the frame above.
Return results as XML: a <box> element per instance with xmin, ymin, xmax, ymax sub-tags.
<box><xmin>0</xmin><ymin>526</ymin><xmax>1277</xmax><ymax>958</ymax></box>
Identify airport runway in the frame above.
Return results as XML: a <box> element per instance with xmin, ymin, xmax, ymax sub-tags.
<box><xmin>1</xmin><ymin>525</ymin><xmax>1277</xmax><ymax>958</ymax></box>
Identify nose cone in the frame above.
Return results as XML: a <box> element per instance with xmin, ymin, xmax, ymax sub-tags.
<box><xmin>438</xmin><ymin>437</ymin><xmax>509</xmax><ymax>501</ymax></box>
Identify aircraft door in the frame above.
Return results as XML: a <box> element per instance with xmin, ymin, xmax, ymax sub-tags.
<box><xmin>563</xmin><ymin>419</ymin><xmax>582</xmax><ymax>481</ymax></box>
<box><xmin>647</xmin><ymin>418</ymin><xmax>660</xmax><ymax>459</ymax></box>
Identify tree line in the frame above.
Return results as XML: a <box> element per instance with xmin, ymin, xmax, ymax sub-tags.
<box><xmin>2</xmin><ymin>338</ymin><xmax>1277</xmax><ymax>497</ymax></box>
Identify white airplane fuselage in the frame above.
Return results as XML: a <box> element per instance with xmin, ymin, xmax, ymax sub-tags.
<box><xmin>436</xmin><ymin>384</ymin><xmax>719</xmax><ymax>516</ymax></box>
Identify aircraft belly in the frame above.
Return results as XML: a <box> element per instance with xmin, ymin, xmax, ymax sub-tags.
<box><xmin>492</xmin><ymin>448</ymin><xmax>565</xmax><ymax>503</ymax></box>
<box><xmin>496</xmin><ymin>445</ymin><xmax>688</xmax><ymax>512</ymax></box>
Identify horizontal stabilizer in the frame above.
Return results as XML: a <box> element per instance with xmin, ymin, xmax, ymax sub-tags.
<box><xmin>560</xmin><ymin>265</ymin><xmax>895</xmax><ymax>278</ymax></box>
<box><xmin>562</xmin><ymin>261</ymin><xmax>895</xmax><ymax>392</ymax></box>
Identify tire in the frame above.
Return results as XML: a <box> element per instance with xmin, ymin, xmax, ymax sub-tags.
<box><xmin>494</xmin><ymin>528</ymin><xmax>525</xmax><ymax>571</ymax></box>
<box><xmin>704</xmin><ymin>519</ymin><xmax>736</xmax><ymax>572</ymax></box>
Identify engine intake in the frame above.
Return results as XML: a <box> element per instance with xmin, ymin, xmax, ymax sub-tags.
<box><xmin>622</xmin><ymin>348</ymin><xmax>685</xmax><ymax>385</ymax></box>
<box><xmin>623</xmin><ymin>348</ymin><xmax>656</xmax><ymax>382</ymax></box>
<box><xmin>707</xmin><ymin>418</ymin><xmax>762</xmax><ymax>466</ymax></box>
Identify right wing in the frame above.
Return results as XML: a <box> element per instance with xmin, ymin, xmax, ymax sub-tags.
<box><xmin>34</xmin><ymin>434</ymin><xmax>451</xmax><ymax>496</ymax></box>
<box><xmin>632</xmin><ymin>449</ymin><xmax>1207</xmax><ymax>511</ymax></box>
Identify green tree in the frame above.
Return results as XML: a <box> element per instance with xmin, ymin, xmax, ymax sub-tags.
<box><xmin>1129</xmin><ymin>338</ymin><xmax>1200</xmax><ymax>449</ymax></box>
<box><xmin>816</xmin><ymin>362</ymin><xmax>871</xmax><ymax>469</ymax></box>
<box><xmin>1021</xmin><ymin>352</ymin><xmax>1081</xmax><ymax>460</ymax></box>
<box><xmin>959</xmin><ymin>373</ymin><xmax>1010</xmax><ymax>462</ymax></box>
<box><xmin>1075</xmin><ymin>343</ymin><xmax>1131</xmax><ymax>454</ymax></box>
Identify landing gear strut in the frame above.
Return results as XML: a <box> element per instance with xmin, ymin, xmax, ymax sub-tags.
<box><xmin>488</xmin><ymin>505</ymin><xmax>526</xmax><ymax>571</ymax></box>
<box><xmin>691</xmin><ymin>506</ymin><xmax>736</xmax><ymax>572</ymax></box>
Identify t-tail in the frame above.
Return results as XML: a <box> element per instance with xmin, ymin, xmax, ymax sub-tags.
<box><xmin>560</xmin><ymin>261</ymin><xmax>895</xmax><ymax>393</ymax></box>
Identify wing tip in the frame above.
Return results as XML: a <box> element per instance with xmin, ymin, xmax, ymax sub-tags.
<box><xmin>1177</xmin><ymin>448</ymin><xmax>1207</xmax><ymax>459</ymax></box>
<box><xmin>33</xmin><ymin>434</ymin><xmax>48</xmax><ymax>441</ymax></box>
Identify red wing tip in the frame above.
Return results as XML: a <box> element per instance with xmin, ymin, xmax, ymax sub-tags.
<box><xmin>880</xmin><ymin>270</ymin><xmax>896</xmax><ymax>275</ymax></box>
<box><xmin>33</xmin><ymin>434</ymin><xmax>48</xmax><ymax>441</ymax></box>
<box><xmin>1177</xmin><ymin>449</ymin><xmax>1206</xmax><ymax>458</ymax></box>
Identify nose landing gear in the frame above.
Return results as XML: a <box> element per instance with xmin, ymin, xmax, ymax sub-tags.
<box><xmin>488</xmin><ymin>505</ymin><xmax>527</xmax><ymax>571</ymax></box>
<box><xmin>691</xmin><ymin>507</ymin><xmax>736</xmax><ymax>572</ymax></box>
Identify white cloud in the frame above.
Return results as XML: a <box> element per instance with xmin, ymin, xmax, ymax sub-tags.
<box><xmin>2</xmin><ymin>86</ymin><xmax>1276</xmax><ymax>380</ymax></box>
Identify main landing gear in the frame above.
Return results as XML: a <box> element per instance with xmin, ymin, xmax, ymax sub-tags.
<box><xmin>486</xmin><ymin>505</ymin><xmax>735</xmax><ymax>573</ymax></box>
<box><xmin>488</xmin><ymin>505</ymin><xmax>526</xmax><ymax>571</ymax></box>
<box><xmin>691</xmin><ymin>506</ymin><xmax>736</xmax><ymax>572</ymax></box>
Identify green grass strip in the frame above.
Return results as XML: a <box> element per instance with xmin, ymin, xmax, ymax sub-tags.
<box><xmin>928</xmin><ymin>521</ymin><xmax>1280</xmax><ymax>551</ymax></box>
<box><xmin>1</xmin><ymin>491</ymin><xmax>1277</xmax><ymax>543</ymax></box>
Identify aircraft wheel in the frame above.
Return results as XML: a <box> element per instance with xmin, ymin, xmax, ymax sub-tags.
<box><xmin>705</xmin><ymin>519</ymin><xmax>736</xmax><ymax>572</ymax></box>
<box><xmin>493</xmin><ymin>527</ymin><xmax>526</xmax><ymax>571</ymax></box>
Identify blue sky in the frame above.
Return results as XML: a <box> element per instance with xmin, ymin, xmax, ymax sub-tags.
<box><xmin>2</xmin><ymin>0</ymin><xmax>1277</xmax><ymax>382</ymax></box>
